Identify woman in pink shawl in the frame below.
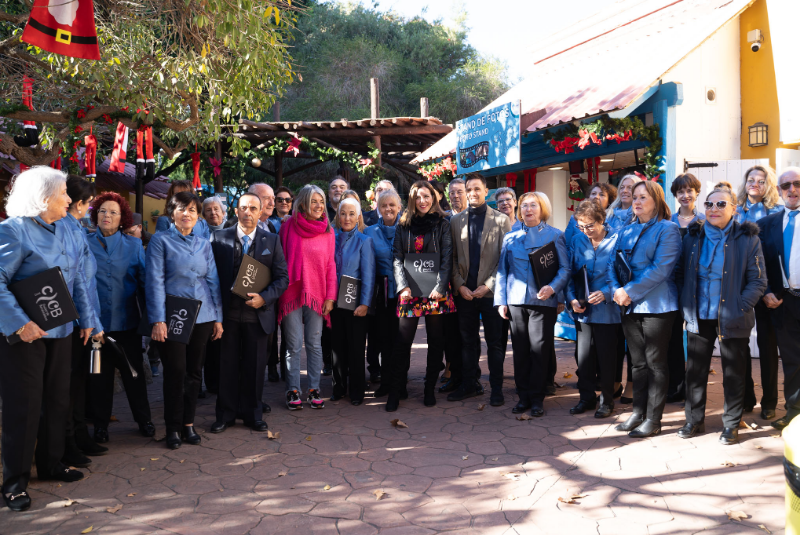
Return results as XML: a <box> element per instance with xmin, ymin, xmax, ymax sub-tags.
<box><xmin>278</xmin><ymin>185</ymin><xmax>337</xmax><ymax>410</ymax></box>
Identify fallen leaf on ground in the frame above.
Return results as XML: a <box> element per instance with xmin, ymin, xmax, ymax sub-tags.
<box><xmin>772</xmin><ymin>434</ymin><xmax>782</xmax><ymax>438</ymax></box>
<box><xmin>323</xmin><ymin>484</ymin><xmax>331</xmax><ymax>491</ymax></box>
<box><xmin>390</xmin><ymin>419</ymin><xmax>408</xmax><ymax>429</ymax></box>
<box><xmin>127</xmin><ymin>493</ymin><xmax>136</xmax><ymax>497</ymax></box>
<box><xmin>106</xmin><ymin>504</ymin><xmax>123</xmax><ymax>514</ymax></box>
<box><xmin>501</xmin><ymin>472</ymin><xmax>522</xmax><ymax>481</ymax></box>
<box><xmin>727</xmin><ymin>510</ymin><xmax>748</xmax><ymax>522</ymax></box>
<box><xmin>81</xmin><ymin>527</ymin><xmax>93</xmax><ymax>534</ymax></box>
<box><xmin>62</xmin><ymin>498</ymin><xmax>77</xmax><ymax>507</ymax></box>
<box><xmin>180</xmin><ymin>460</ymin><xmax>185</xmax><ymax>463</ymax></box>
<box><xmin>707</xmin><ymin>381</ymin><xmax>716</xmax><ymax>385</ymax></box>
<box><xmin>491</xmin><ymin>457</ymin><xmax>499</xmax><ymax>461</ymax></box>
<box><xmin>739</xmin><ymin>421</ymin><xmax>750</xmax><ymax>429</ymax></box>
<box><xmin>373</xmin><ymin>489</ymin><xmax>386</xmax><ymax>501</ymax></box>
<box><xmin>462</xmin><ymin>455</ymin><xmax>469</xmax><ymax>460</ymax></box>
<box><xmin>758</xmin><ymin>524</ymin><xmax>771</xmax><ymax>533</ymax></box>
<box><xmin>721</xmin><ymin>461</ymin><xmax>738</xmax><ymax>467</ymax></box>
<box><xmin>563</xmin><ymin>372</ymin><xmax>573</xmax><ymax>379</ymax></box>
<box><xmin>570</xmin><ymin>494</ymin><xmax>588</xmax><ymax>499</ymax></box>
<box><xmin>110</xmin><ymin>415</ymin><xmax>118</xmax><ymax>422</ymax></box>
<box><xmin>140</xmin><ymin>468</ymin><xmax>146</xmax><ymax>471</ymax></box>
<box><xmin>150</xmin><ymin>458</ymin><xmax>159</xmax><ymax>461</ymax></box>
<box><xmin>278</xmin><ymin>471</ymin><xmax>287</xmax><ymax>477</ymax></box>
<box><xmin>267</xmin><ymin>430</ymin><xmax>280</xmax><ymax>440</ymax></box>
<box><xmin>754</xmin><ymin>445</ymin><xmax>764</xmax><ymax>449</ymax></box>
<box><xmin>507</xmin><ymin>494</ymin><xmax>517</xmax><ymax>500</ymax></box>
<box><xmin>516</xmin><ymin>413</ymin><xmax>532</xmax><ymax>421</ymax></box>
<box><xmin>57</xmin><ymin>484</ymin><xmax>62</xmax><ymax>488</ymax></box>
<box><xmin>754</xmin><ymin>383</ymin><xmax>760</xmax><ymax>386</ymax></box>
<box><xmin>709</xmin><ymin>368</ymin><xmax>717</xmax><ymax>375</ymax></box>
<box><xmin>305</xmin><ymin>436</ymin><xmax>312</xmax><ymax>441</ymax></box>
<box><xmin>477</xmin><ymin>404</ymin><xmax>485</xmax><ymax>411</ymax></box>
<box><xmin>558</xmin><ymin>497</ymin><xmax>577</xmax><ymax>505</ymax></box>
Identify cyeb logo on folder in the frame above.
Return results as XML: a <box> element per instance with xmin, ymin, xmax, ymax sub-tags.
<box><xmin>163</xmin><ymin>295</ymin><xmax>202</xmax><ymax>344</ymax></box>
<box><xmin>6</xmin><ymin>267</ymin><xmax>79</xmax><ymax>345</ymax></box>
<box><xmin>528</xmin><ymin>241</ymin><xmax>559</xmax><ymax>289</ymax></box>
<box><xmin>403</xmin><ymin>253</ymin><xmax>439</xmax><ymax>297</ymax></box>
<box><xmin>232</xmin><ymin>254</ymin><xmax>272</xmax><ymax>300</ymax></box>
<box><xmin>336</xmin><ymin>275</ymin><xmax>361</xmax><ymax>311</ymax></box>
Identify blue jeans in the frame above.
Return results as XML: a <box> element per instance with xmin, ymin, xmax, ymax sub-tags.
<box><xmin>282</xmin><ymin>306</ymin><xmax>324</xmax><ymax>394</ymax></box>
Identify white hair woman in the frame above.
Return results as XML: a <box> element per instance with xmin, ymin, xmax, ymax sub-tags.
<box><xmin>202</xmin><ymin>196</ymin><xmax>227</xmax><ymax>232</ymax></box>
<box><xmin>0</xmin><ymin>166</ymin><xmax>104</xmax><ymax>511</ymax></box>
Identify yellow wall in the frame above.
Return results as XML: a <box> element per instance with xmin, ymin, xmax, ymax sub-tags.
<box><xmin>740</xmin><ymin>0</ymin><xmax>799</xmax><ymax>166</ymax></box>
<box><xmin>93</xmin><ymin>183</ymin><xmax>165</xmax><ymax>233</ymax></box>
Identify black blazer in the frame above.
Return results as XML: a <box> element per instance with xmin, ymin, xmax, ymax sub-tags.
<box><xmin>210</xmin><ymin>226</ymin><xmax>289</xmax><ymax>334</ymax></box>
<box><xmin>758</xmin><ymin>211</ymin><xmax>789</xmax><ymax>299</ymax></box>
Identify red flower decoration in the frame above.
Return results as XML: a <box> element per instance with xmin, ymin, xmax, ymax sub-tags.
<box><xmin>74</xmin><ymin>126</ymin><xmax>83</xmax><ymax>133</ymax></box>
<box><xmin>208</xmin><ymin>157</ymin><xmax>223</xmax><ymax>178</ymax></box>
<box><xmin>285</xmin><ymin>136</ymin><xmax>302</xmax><ymax>156</ymax></box>
<box><xmin>76</xmin><ymin>109</ymin><xmax>86</xmax><ymax>119</ymax></box>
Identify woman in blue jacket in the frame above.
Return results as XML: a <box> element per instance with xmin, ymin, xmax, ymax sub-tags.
<box><xmin>146</xmin><ymin>191</ymin><xmax>223</xmax><ymax>449</ymax></box>
<box><xmin>608</xmin><ymin>181</ymin><xmax>682</xmax><ymax>438</ymax></box>
<box><xmin>606</xmin><ymin>175</ymin><xmax>641</xmax><ymax>231</ymax></box>
<box><xmin>0</xmin><ymin>167</ymin><xmax>103</xmax><ymax>511</ymax></box>
<box><xmin>495</xmin><ymin>192</ymin><xmax>570</xmax><ymax>417</ymax></box>
<box><xmin>155</xmin><ymin>180</ymin><xmax>210</xmax><ymax>240</ymax></box>
<box><xmin>675</xmin><ymin>182</ymin><xmax>767</xmax><ymax>444</ymax></box>
<box><xmin>364</xmin><ymin>190</ymin><xmax>402</xmax><ymax>398</ymax></box>
<box><xmin>331</xmin><ymin>198</ymin><xmax>376</xmax><ymax>405</ymax></box>
<box><xmin>567</xmin><ymin>201</ymin><xmax>621</xmax><ymax>419</ymax></box>
<box><xmin>87</xmin><ymin>192</ymin><xmax>153</xmax><ymax>444</ymax></box>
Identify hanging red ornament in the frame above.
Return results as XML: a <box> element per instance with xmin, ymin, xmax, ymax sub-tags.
<box><xmin>50</xmin><ymin>147</ymin><xmax>62</xmax><ymax>170</ymax></box>
<box><xmin>135</xmin><ymin>126</ymin><xmax>154</xmax><ymax>183</ymax></box>
<box><xmin>505</xmin><ymin>173</ymin><xmax>517</xmax><ymax>188</ymax></box>
<box><xmin>191</xmin><ymin>146</ymin><xmax>202</xmax><ymax>190</ymax></box>
<box><xmin>109</xmin><ymin>122</ymin><xmax>129</xmax><ymax>173</ymax></box>
<box><xmin>84</xmin><ymin>127</ymin><xmax>97</xmax><ymax>180</ymax></box>
<box><xmin>21</xmin><ymin>0</ymin><xmax>101</xmax><ymax>60</ymax></box>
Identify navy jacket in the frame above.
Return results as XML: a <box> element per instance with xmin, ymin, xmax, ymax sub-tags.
<box><xmin>210</xmin><ymin>226</ymin><xmax>289</xmax><ymax>335</ymax></box>
<box><xmin>758</xmin><ymin>210</ymin><xmax>793</xmax><ymax>299</ymax></box>
<box><xmin>335</xmin><ymin>228</ymin><xmax>376</xmax><ymax>307</ymax></box>
<box><xmin>675</xmin><ymin>220</ymin><xmax>767</xmax><ymax>338</ymax></box>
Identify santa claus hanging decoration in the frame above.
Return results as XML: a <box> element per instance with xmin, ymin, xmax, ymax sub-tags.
<box><xmin>21</xmin><ymin>0</ymin><xmax>101</xmax><ymax>60</ymax></box>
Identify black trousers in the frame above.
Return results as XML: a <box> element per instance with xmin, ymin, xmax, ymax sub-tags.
<box><xmin>331</xmin><ymin>308</ymin><xmax>368</xmax><ymax>402</ymax></box>
<box><xmin>390</xmin><ymin>314</ymin><xmax>446</xmax><ymax>393</ymax></box>
<box><xmin>156</xmin><ymin>322</ymin><xmax>214</xmax><ymax>433</ymax></box>
<box><xmin>508</xmin><ymin>305</ymin><xmax>557</xmax><ymax>404</ymax></box>
<box><xmin>366</xmin><ymin>313</ymin><xmax>381</xmax><ymax>376</ymax></box>
<box><xmin>576</xmin><ymin>322</ymin><xmax>619</xmax><ymax>405</ymax></box>
<box><xmin>745</xmin><ymin>301</ymin><xmax>780</xmax><ymax>411</ymax></box>
<box><xmin>322</xmin><ymin>324</ymin><xmax>332</xmax><ymax>370</ymax></box>
<box><xmin>216</xmin><ymin>319</ymin><xmax>268</xmax><ymax>424</ymax></box>
<box><xmin>369</xmin><ymin>297</ymin><xmax>399</xmax><ymax>384</ymax></box>
<box><xmin>0</xmin><ymin>336</ymin><xmax>71</xmax><ymax>493</ymax></box>
<box><xmin>666</xmin><ymin>314</ymin><xmax>686</xmax><ymax>397</ymax></box>
<box><xmin>614</xmin><ymin>324</ymin><xmax>633</xmax><ymax>383</ymax></box>
<box><xmin>622</xmin><ymin>311</ymin><xmax>676</xmax><ymax>421</ymax></box>
<box><xmin>773</xmin><ymin>294</ymin><xmax>800</xmax><ymax>418</ymax></box>
<box><xmin>204</xmin><ymin>337</ymin><xmax>222</xmax><ymax>394</ymax></box>
<box><xmin>457</xmin><ymin>296</ymin><xmax>505</xmax><ymax>391</ymax></box>
<box><xmin>685</xmin><ymin>319</ymin><xmax>748</xmax><ymax>428</ymax></box>
<box><xmin>443</xmin><ymin>310</ymin><xmax>464</xmax><ymax>383</ymax></box>
<box><xmin>66</xmin><ymin>329</ymin><xmax>90</xmax><ymax>438</ymax></box>
<box><xmin>88</xmin><ymin>329</ymin><xmax>151</xmax><ymax>428</ymax></box>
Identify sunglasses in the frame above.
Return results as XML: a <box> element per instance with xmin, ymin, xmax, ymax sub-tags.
<box><xmin>276</xmin><ymin>197</ymin><xmax>292</xmax><ymax>203</ymax></box>
<box><xmin>779</xmin><ymin>180</ymin><xmax>800</xmax><ymax>191</ymax></box>
<box><xmin>703</xmin><ymin>200</ymin><xmax>729</xmax><ymax>210</ymax></box>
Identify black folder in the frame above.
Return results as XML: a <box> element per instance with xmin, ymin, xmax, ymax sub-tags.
<box><xmin>403</xmin><ymin>253</ymin><xmax>439</xmax><ymax>297</ymax></box>
<box><xmin>231</xmin><ymin>254</ymin><xmax>272</xmax><ymax>300</ymax></box>
<box><xmin>6</xmin><ymin>267</ymin><xmax>79</xmax><ymax>345</ymax></box>
<box><xmin>163</xmin><ymin>294</ymin><xmax>202</xmax><ymax>344</ymax></box>
<box><xmin>337</xmin><ymin>275</ymin><xmax>361</xmax><ymax>311</ymax></box>
<box><xmin>614</xmin><ymin>251</ymin><xmax>633</xmax><ymax>287</ymax></box>
<box><xmin>528</xmin><ymin>241</ymin><xmax>559</xmax><ymax>289</ymax></box>
<box><xmin>574</xmin><ymin>266</ymin><xmax>590</xmax><ymax>309</ymax></box>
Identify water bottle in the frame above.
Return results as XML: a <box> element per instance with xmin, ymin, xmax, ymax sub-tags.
<box><xmin>90</xmin><ymin>339</ymin><xmax>102</xmax><ymax>374</ymax></box>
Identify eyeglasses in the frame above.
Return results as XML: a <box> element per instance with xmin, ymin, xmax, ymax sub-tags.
<box><xmin>746</xmin><ymin>179</ymin><xmax>767</xmax><ymax>186</ymax></box>
<box><xmin>276</xmin><ymin>197</ymin><xmax>292</xmax><ymax>204</ymax></box>
<box><xmin>779</xmin><ymin>180</ymin><xmax>800</xmax><ymax>191</ymax></box>
<box><xmin>97</xmin><ymin>209</ymin><xmax>120</xmax><ymax>217</ymax></box>
<box><xmin>496</xmin><ymin>198</ymin><xmax>514</xmax><ymax>205</ymax></box>
<box><xmin>703</xmin><ymin>200</ymin><xmax>729</xmax><ymax>210</ymax></box>
<box><xmin>577</xmin><ymin>223</ymin><xmax>596</xmax><ymax>232</ymax></box>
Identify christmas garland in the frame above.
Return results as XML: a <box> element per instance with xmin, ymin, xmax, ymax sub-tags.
<box><xmin>255</xmin><ymin>136</ymin><xmax>385</xmax><ymax>180</ymax></box>
<box><xmin>541</xmin><ymin>116</ymin><xmax>664</xmax><ymax>182</ymax></box>
<box><xmin>418</xmin><ymin>156</ymin><xmax>458</xmax><ymax>181</ymax></box>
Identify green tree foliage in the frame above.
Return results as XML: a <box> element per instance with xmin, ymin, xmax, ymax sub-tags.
<box><xmin>280</xmin><ymin>1</ymin><xmax>509</xmax><ymax>124</ymax></box>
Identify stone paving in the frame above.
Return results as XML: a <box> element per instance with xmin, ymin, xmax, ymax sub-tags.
<box><xmin>0</xmin><ymin>326</ymin><xmax>788</xmax><ymax>534</ymax></box>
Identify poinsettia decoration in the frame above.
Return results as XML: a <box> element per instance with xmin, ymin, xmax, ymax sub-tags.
<box><xmin>418</xmin><ymin>156</ymin><xmax>458</xmax><ymax>181</ymax></box>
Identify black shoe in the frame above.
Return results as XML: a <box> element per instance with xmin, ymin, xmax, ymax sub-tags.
<box><xmin>772</xmin><ymin>416</ymin><xmax>793</xmax><ymax>431</ymax></box>
<box><xmin>385</xmin><ymin>393</ymin><xmax>399</xmax><ymax>412</ymax></box>
<box><xmin>629</xmin><ymin>419</ymin><xmax>661</xmax><ymax>438</ymax></box>
<box><xmin>620</xmin><ymin>396</ymin><xmax>633</xmax><ymax>405</ymax></box>
<box><xmin>743</xmin><ymin>404</ymin><xmax>754</xmax><ymax>413</ymax></box>
<box><xmin>267</xmin><ymin>366</ymin><xmax>279</xmax><ymax>383</ymax></box>
<box><xmin>249</xmin><ymin>420</ymin><xmax>269</xmax><ymax>432</ymax></box>
<box><xmin>211</xmin><ymin>420</ymin><xmax>234</xmax><ymax>433</ymax></box>
<box><xmin>438</xmin><ymin>378</ymin><xmax>460</xmax><ymax>393</ymax></box>
<box><xmin>330</xmin><ymin>393</ymin><xmax>345</xmax><ymax>402</ymax></box>
<box><xmin>321</xmin><ymin>367</ymin><xmax>332</xmax><ymax>377</ymax></box>
<box><xmin>3</xmin><ymin>491</ymin><xmax>31</xmax><ymax>511</ymax></box>
<box><xmin>490</xmin><ymin>391</ymin><xmax>505</xmax><ymax>406</ymax></box>
<box><xmin>198</xmin><ymin>390</ymin><xmax>207</xmax><ymax>399</ymax></box>
<box><xmin>666</xmin><ymin>391</ymin><xmax>685</xmax><ymax>403</ymax></box>
<box><xmin>530</xmin><ymin>401</ymin><xmax>544</xmax><ymax>417</ymax></box>
<box><xmin>424</xmin><ymin>387</ymin><xmax>436</xmax><ymax>407</ymax></box>
<box><xmin>474</xmin><ymin>382</ymin><xmax>485</xmax><ymax>395</ymax></box>
<box><xmin>166</xmin><ymin>431</ymin><xmax>182</xmax><ymax>449</ymax></box>
<box><xmin>570</xmin><ymin>400</ymin><xmax>597</xmax><ymax>415</ymax></box>
<box><xmin>719</xmin><ymin>427</ymin><xmax>739</xmax><ymax>445</ymax></box>
<box><xmin>544</xmin><ymin>384</ymin><xmax>556</xmax><ymax>397</ymax></box>
<box><xmin>75</xmin><ymin>429</ymin><xmax>108</xmax><ymax>456</ymax></box>
<box><xmin>615</xmin><ymin>413</ymin><xmax>644</xmax><ymax>432</ymax></box>
<box><xmin>370</xmin><ymin>373</ymin><xmax>381</xmax><ymax>383</ymax></box>
<box><xmin>594</xmin><ymin>404</ymin><xmax>614</xmax><ymax>419</ymax></box>
<box><xmin>40</xmin><ymin>465</ymin><xmax>84</xmax><ymax>483</ymax></box>
<box><xmin>138</xmin><ymin>421</ymin><xmax>156</xmax><ymax>438</ymax></box>
<box><xmin>351</xmin><ymin>400</ymin><xmax>362</xmax><ymax>406</ymax></box>
<box><xmin>613</xmin><ymin>385</ymin><xmax>623</xmax><ymax>399</ymax></box>
<box><xmin>512</xmin><ymin>402</ymin><xmax>532</xmax><ymax>414</ymax></box>
<box><xmin>181</xmin><ymin>426</ymin><xmax>201</xmax><ymax>445</ymax></box>
<box><xmin>761</xmin><ymin>408</ymin><xmax>776</xmax><ymax>420</ymax></box>
<box><xmin>94</xmin><ymin>426</ymin><xmax>109</xmax><ymax>444</ymax></box>
<box><xmin>62</xmin><ymin>441</ymin><xmax>92</xmax><ymax>469</ymax></box>
<box><xmin>447</xmin><ymin>386</ymin><xmax>480</xmax><ymax>402</ymax></box>
<box><xmin>262</xmin><ymin>402</ymin><xmax>271</xmax><ymax>414</ymax></box>
<box><xmin>373</xmin><ymin>385</ymin><xmax>390</xmax><ymax>398</ymax></box>
<box><xmin>677</xmin><ymin>422</ymin><xmax>705</xmax><ymax>439</ymax></box>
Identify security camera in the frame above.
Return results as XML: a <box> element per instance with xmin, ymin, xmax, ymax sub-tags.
<box><xmin>747</xmin><ymin>29</ymin><xmax>763</xmax><ymax>52</ymax></box>
<box><xmin>751</xmin><ymin>42</ymin><xmax>761</xmax><ymax>52</ymax></box>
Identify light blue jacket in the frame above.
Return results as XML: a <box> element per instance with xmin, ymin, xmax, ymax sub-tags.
<box><xmin>511</xmin><ymin>219</ymin><xmax>523</xmax><ymax>232</ymax></box>
<box><xmin>607</xmin><ymin>217</ymin><xmax>681</xmax><ymax>314</ymax></box>
<box><xmin>364</xmin><ymin>219</ymin><xmax>398</xmax><ymax>298</ymax></box>
<box><xmin>156</xmin><ymin>215</ymin><xmax>210</xmax><ymax>240</ymax></box>
<box><xmin>734</xmin><ymin>201</ymin><xmax>783</xmax><ymax>224</ymax></box>
<box><xmin>0</xmin><ymin>216</ymin><xmax>102</xmax><ymax>337</ymax></box>
<box><xmin>334</xmin><ymin>228</ymin><xmax>376</xmax><ymax>307</ymax></box>
<box><xmin>563</xmin><ymin>215</ymin><xmax>579</xmax><ymax>246</ymax></box>
<box><xmin>567</xmin><ymin>229</ymin><xmax>621</xmax><ymax>324</ymax></box>
<box><xmin>494</xmin><ymin>222</ymin><xmax>571</xmax><ymax>308</ymax></box>
<box><xmin>88</xmin><ymin>231</ymin><xmax>146</xmax><ymax>332</ymax></box>
<box><xmin>145</xmin><ymin>225</ymin><xmax>223</xmax><ymax>325</ymax></box>
<box><xmin>606</xmin><ymin>206</ymin><xmax>634</xmax><ymax>231</ymax></box>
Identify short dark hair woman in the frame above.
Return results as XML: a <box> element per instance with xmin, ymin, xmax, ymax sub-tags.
<box><xmin>146</xmin><ymin>191</ymin><xmax>223</xmax><ymax>449</ymax></box>
<box><xmin>87</xmin><ymin>192</ymin><xmax>154</xmax><ymax>444</ymax></box>
<box><xmin>388</xmin><ymin>180</ymin><xmax>455</xmax><ymax>411</ymax></box>
<box><xmin>155</xmin><ymin>180</ymin><xmax>210</xmax><ymax>239</ymax></box>
<box><xmin>670</xmin><ymin>173</ymin><xmax>705</xmax><ymax>230</ymax></box>
<box><xmin>675</xmin><ymin>182</ymin><xmax>767</xmax><ymax>444</ymax></box>
<box><xmin>0</xmin><ymin>167</ymin><xmax>104</xmax><ymax>511</ymax></box>
<box><xmin>608</xmin><ymin>181</ymin><xmax>682</xmax><ymax>438</ymax></box>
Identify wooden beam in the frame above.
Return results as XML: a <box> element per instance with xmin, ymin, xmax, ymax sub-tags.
<box><xmin>274</xmin><ymin>104</ymin><xmax>283</xmax><ymax>188</ymax></box>
<box><xmin>236</xmin><ymin>124</ymin><xmax>452</xmax><ymax>140</ymax></box>
<box><xmin>283</xmin><ymin>160</ymin><xmax>325</xmax><ymax>178</ymax></box>
<box><xmin>386</xmin><ymin>160</ymin><xmax>420</xmax><ymax>181</ymax></box>
<box><xmin>239</xmin><ymin>119</ymin><xmax>278</xmax><ymax>131</ymax></box>
<box><xmin>420</xmin><ymin>97</ymin><xmax>429</xmax><ymax>117</ymax></box>
<box><xmin>251</xmin><ymin>165</ymin><xmax>275</xmax><ymax>177</ymax></box>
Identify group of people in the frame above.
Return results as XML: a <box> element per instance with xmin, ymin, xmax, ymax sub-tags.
<box><xmin>2</xmin><ymin>164</ymin><xmax>800</xmax><ymax>513</ymax></box>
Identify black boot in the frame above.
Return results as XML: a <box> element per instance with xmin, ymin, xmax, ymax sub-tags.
<box><xmin>628</xmin><ymin>419</ymin><xmax>661</xmax><ymax>438</ymax></box>
<box><xmin>615</xmin><ymin>412</ymin><xmax>644</xmax><ymax>432</ymax></box>
<box><xmin>385</xmin><ymin>393</ymin><xmax>400</xmax><ymax>412</ymax></box>
<box><xmin>719</xmin><ymin>427</ymin><xmax>739</xmax><ymax>445</ymax></box>
<box><xmin>166</xmin><ymin>431</ymin><xmax>182</xmax><ymax>450</ymax></box>
<box><xmin>677</xmin><ymin>422</ymin><xmax>705</xmax><ymax>439</ymax></box>
<box><xmin>181</xmin><ymin>425</ymin><xmax>201</xmax><ymax>445</ymax></box>
<box><xmin>62</xmin><ymin>436</ymin><xmax>92</xmax><ymax>468</ymax></box>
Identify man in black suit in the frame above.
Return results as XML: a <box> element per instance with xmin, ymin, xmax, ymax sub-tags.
<box><xmin>758</xmin><ymin>167</ymin><xmax>800</xmax><ymax>431</ymax></box>
<box><xmin>209</xmin><ymin>193</ymin><xmax>289</xmax><ymax>433</ymax></box>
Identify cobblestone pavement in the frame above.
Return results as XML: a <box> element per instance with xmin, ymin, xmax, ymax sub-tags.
<box><xmin>0</xmin><ymin>327</ymin><xmax>788</xmax><ymax>534</ymax></box>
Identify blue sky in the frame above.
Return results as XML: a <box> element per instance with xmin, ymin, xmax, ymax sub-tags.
<box><xmin>324</xmin><ymin>0</ymin><xmax>619</xmax><ymax>82</ymax></box>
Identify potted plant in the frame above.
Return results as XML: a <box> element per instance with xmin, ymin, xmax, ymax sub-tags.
<box><xmin>150</xmin><ymin>209</ymin><xmax>160</xmax><ymax>223</ymax></box>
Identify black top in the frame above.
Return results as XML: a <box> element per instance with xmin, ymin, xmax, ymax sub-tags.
<box><xmin>466</xmin><ymin>203</ymin><xmax>487</xmax><ymax>290</ymax></box>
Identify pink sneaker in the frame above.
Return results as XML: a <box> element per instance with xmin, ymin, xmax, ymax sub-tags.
<box><xmin>286</xmin><ymin>389</ymin><xmax>303</xmax><ymax>411</ymax></box>
<box><xmin>307</xmin><ymin>389</ymin><xmax>325</xmax><ymax>409</ymax></box>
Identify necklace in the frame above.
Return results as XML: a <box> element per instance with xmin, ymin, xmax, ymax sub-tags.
<box><xmin>678</xmin><ymin>213</ymin><xmax>694</xmax><ymax>220</ymax></box>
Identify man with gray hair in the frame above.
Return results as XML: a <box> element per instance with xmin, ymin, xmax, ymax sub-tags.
<box><xmin>363</xmin><ymin>180</ymin><xmax>395</xmax><ymax>227</ymax></box>
<box><xmin>449</xmin><ymin>178</ymin><xmax>467</xmax><ymax>214</ymax></box>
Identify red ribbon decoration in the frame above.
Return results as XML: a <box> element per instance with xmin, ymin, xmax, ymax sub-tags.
<box><xmin>506</xmin><ymin>173</ymin><xmax>517</xmax><ymax>188</ymax></box>
<box><xmin>84</xmin><ymin>128</ymin><xmax>97</xmax><ymax>180</ymax></box>
<box><xmin>208</xmin><ymin>157</ymin><xmax>222</xmax><ymax>178</ymax></box>
<box><xmin>50</xmin><ymin>147</ymin><xmax>62</xmax><ymax>170</ymax></box>
<box><xmin>109</xmin><ymin>122</ymin><xmax>129</xmax><ymax>173</ymax></box>
<box><xmin>191</xmin><ymin>148</ymin><xmax>201</xmax><ymax>190</ymax></box>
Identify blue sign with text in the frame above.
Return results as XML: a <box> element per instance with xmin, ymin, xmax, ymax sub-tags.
<box><xmin>456</xmin><ymin>101</ymin><xmax>521</xmax><ymax>175</ymax></box>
